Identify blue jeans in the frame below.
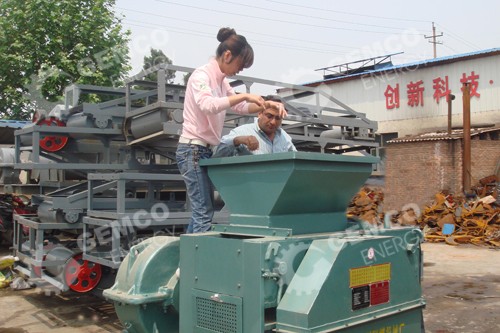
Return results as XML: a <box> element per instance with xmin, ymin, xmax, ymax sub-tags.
<box><xmin>176</xmin><ymin>143</ymin><xmax>214</xmax><ymax>233</ymax></box>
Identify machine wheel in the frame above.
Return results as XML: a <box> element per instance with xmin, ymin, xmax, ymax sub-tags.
<box><xmin>37</xmin><ymin>117</ymin><xmax>68</xmax><ymax>152</ymax></box>
<box><xmin>64</xmin><ymin>253</ymin><xmax>102</xmax><ymax>293</ymax></box>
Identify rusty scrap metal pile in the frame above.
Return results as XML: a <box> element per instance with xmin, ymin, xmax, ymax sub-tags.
<box><xmin>347</xmin><ymin>175</ymin><xmax>500</xmax><ymax>247</ymax></box>
<box><xmin>346</xmin><ymin>187</ymin><xmax>384</xmax><ymax>225</ymax></box>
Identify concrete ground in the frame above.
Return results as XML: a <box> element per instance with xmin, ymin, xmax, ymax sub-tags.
<box><xmin>0</xmin><ymin>242</ymin><xmax>499</xmax><ymax>332</ymax></box>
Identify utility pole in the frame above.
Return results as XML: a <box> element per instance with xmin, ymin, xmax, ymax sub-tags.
<box><xmin>462</xmin><ymin>83</ymin><xmax>471</xmax><ymax>193</ymax></box>
<box><xmin>447</xmin><ymin>93</ymin><xmax>455</xmax><ymax>135</ymax></box>
<box><xmin>425</xmin><ymin>22</ymin><xmax>443</xmax><ymax>58</ymax></box>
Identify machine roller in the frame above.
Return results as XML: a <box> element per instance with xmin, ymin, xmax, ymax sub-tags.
<box><xmin>105</xmin><ymin>152</ymin><xmax>425</xmax><ymax>333</ymax></box>
<box><xmin>19</xmin><ymin>112</ymin><xmax>69</xmax><ymax>152</ymax></box>
<box><xmin>20</xmin><ymin>243</ymin><xmax>102</xmax><ymax>292</ymax></box>
<box><xmin>0</xmin><ymin>148</ymin><xmax>20</xmax><ymax>186</ymax></box>
<box><xmin>43</xmin><ymin>246</ymin><xmax>102</xmax><ymax>292</ymax></box>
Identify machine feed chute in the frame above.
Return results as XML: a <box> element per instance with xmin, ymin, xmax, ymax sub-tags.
<box><xmin>203</xmin><ymin>151</ymin><xmax>379</xmax><ymax>235</ymax></box>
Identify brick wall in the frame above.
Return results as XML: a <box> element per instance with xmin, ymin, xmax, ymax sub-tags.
<box><xmin>384</xmin><ymin>138</ymin><xmax>499</xmax><ymax>211</ymax></box>
<box><xmin>470</xmin><ymin>139</ymin><xmax>499</xmax><ymax>184</ymax></box>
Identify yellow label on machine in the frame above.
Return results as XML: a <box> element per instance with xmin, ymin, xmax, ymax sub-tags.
<box><xmin>349</xmin><ymin>263</ymin><xmax>391</xmax><ymax>288</ymax></box>
<box><xmin>368</xmin><ymin>323</ymin><xmax>405</xmax><ymax>333</ymax></box>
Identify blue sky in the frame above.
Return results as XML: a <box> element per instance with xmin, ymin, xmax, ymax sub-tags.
<box><xmin>114</xmin><ymin>0</ymin><xmax>500</xmax><ymax>86</ymax></box>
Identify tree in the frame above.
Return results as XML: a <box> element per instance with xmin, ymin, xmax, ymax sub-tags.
<box><xmin>0</xmin><ymin>0</ymin><xmax>131</xmax><ymax>120</ymax></box>
<box><xmin>142</xmin><ymin>48</ymin><xmax>176</xmax><ymax>84</ymax></box>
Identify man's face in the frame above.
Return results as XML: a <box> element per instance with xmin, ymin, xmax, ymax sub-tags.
<box><xmin>257</xmin><ymin>104</ymin><xmax>283</xmax><ymax>136</ymax></box>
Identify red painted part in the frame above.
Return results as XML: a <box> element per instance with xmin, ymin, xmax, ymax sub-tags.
<box><xmin>31</xmin><ymin>111</ymin><xmax>41</xmax><ymax>123</ymax></box>
<box><xmin>12</xmin><ymin>195</ymin><xmax>30</xmax><ymax>207</ymax></box>
<box><xmin>13</xmin><ymin>210</ymin><xmax>36</xmax><ymax>235</ymax></box>
<box><xmin>36</xmin><ymin>118</ymin><xmax>68</xmax><ymax>152</ymax></box>
<box><xmin>32</xmin><ymin>255</ymin><xmax>47</xmax><ymax>277</ymax></box>
<box><xmin>64</xmin><ymin>253</ymin><xmax>102</xmax><ymax>293</ymax></box>
<box><xmin>13</xmin><ymin>195</ymin><xmax>37</xmax><ymax>235</ymax></box>
<box><xmin>21</xmin><ymin>224</ymin><xmax>29</xmax><ymax>236</ymax></box>
<box><xmin>14</xmin><ymin>206</ymin><xmax>37</xmax><ymax>217</ymax></box>
<box><xmin>33</xmin><ymin>265</ymin><xmax>41</xmax><ymax>277</ymax></box>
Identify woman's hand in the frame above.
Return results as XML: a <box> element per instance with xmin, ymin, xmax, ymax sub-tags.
<box><xmin>264</xmin><ymin>100</ymin><xmax>288</xmax><ymax>118</ymax></box>
<box><xmin>245</xmin><ymin>94</ymin><xmax>265</xmax><ymax>107</ymax></box>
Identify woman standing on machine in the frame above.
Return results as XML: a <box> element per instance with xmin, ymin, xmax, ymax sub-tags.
<box><xmin>176</xmin><ymin>27</ymin><xmax>286</xmax><ymax>233</ymax></box>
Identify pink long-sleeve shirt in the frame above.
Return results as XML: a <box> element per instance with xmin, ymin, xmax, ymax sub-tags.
<box><xmin>180</xmin><ymin>58</ymin><xmax>250</xmax><ymax>146</ymax></box>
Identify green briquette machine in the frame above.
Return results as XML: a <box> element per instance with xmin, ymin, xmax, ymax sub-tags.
<box><xmin>104</xmin><ymin>152</ymin><xmax>425</xmax><ymax>332</ymax></box>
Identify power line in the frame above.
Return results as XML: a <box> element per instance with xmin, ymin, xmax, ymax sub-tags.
<box><xmin>118</xmin><ymin>7</ymin><xmax>360</xmax><ymax>50</ymax></box>
<box><xmin>153</xmin><ymin>0</ymin><xmax>424</xmax><ymax>35</ymax></box>
<box><xmin>214</xmin><ymin>0</ymin><xmax>424</xmax><ymax>33</ymax></box>
<box><xmin>120</xmin><ymin>2</ymin><xmax>425</xmax><ymax>60</ymax></box>
<box><xmin>124</xmin><ymin>20</ymin><xmax>212</xmax><ymax>39</ymax></box>
<box><xmin>123</xmin><ymin>19</ymin><xmax>350</xmax><ymax>55</ymax></box>
<box><xmin>442</xmin><ymin>43</ymin><xmax>460</xmax><ymax>55</ymax></box>
<box><xmin>265</xmin><ymin>0</ymin><xmax>431</xmax><ymax>24</ymax></box>
<box><xmin>435</xmin><ymin>23</ymin><xmax>481</xmax><ymax>51</ymax></box>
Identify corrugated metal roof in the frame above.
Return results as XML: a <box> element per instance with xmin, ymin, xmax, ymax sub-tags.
<box><xmin>305</xmin><ymin>48</ymin><xmax>500</xmax><ymax>87</ymax></box>
<box><xmin>0</xmin><ymin>120</ymin><xmax>30</xmax><ymax>128</ymax></box>
<box><xmin>388</xmin><ymin>126</ymin><xmax>500</xmax><ymax>143</ymax></box>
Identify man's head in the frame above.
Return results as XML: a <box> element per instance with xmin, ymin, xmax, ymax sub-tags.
<box><xmin>257</xmin><ymin>95</ymin><xmax>284</xmax><ymax>137</ymax></box>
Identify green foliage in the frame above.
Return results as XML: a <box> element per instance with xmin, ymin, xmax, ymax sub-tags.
<box><xmin>0</xmin><ymin>0</ymin><xmax>131</xmax><ymax>120</ymax></box>
<box><xmin>142</xmin><ymin>48</ymin><xmax>175</xmax><ymax>83</ymax></box>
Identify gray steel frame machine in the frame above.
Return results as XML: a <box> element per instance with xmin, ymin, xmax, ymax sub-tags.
<box><xmin>11</xmin><ymin>64</ymin><xmax>378</xmax><ymax>293</ymax></box>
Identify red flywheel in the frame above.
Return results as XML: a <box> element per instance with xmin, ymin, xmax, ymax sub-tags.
<box><xmin>36</xmin><ymin>117</ymin><xmax>68</xmax><ymax>152</ymax></box>
<box><xmin>64</xmin><ymin>253</ymin><xmax>102</xmax><ymax>293</ymax></box>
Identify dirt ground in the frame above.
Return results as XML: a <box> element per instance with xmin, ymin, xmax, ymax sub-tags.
<box><xmin>421</xmin><ymin>242</ymin><xmax>500</xmax><ymax>333</ymax></box>
<box><xmin>0</xmin><ymin>242</ymin><xmax>499</xmax><ymax>333</ymax></box>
